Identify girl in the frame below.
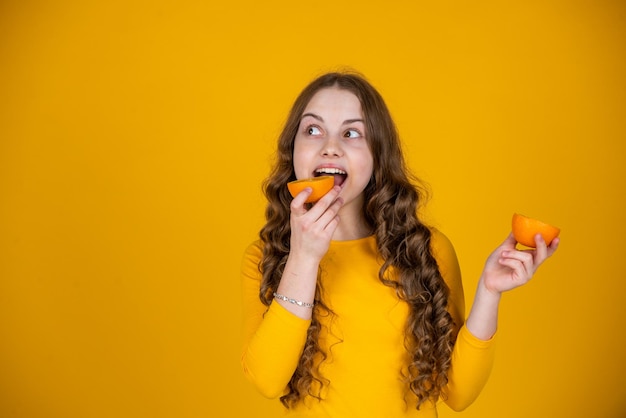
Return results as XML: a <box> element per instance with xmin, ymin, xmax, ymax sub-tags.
<box><xmin>240</xmin><ymin>72</ymin><xmax>559</xmax><ymax>417</ymax></box>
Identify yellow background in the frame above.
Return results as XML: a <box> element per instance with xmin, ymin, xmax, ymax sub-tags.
<box><xmin>1</xmin><ymin>1</ymin><xmax>625</xmax><ymax>417</ymax></box>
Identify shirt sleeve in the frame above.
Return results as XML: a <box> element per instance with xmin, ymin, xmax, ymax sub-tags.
<box><xmin>240</xmin><ymin>241</ymin><xmax>311</xmax><ymax>398</ymax></box>
<box><xmin>443</xmin><ymin>325</ymin><xmax>496</xmax><ymax>411</ymax></box>
<box><xmin>430</xmin><ymin>228</ymin><xmax>465</xmax><ymax>334</ymax></box>
<box><xmin>430</xmin><ymin>229</ymin><xmax>497</xmax><ymax>411</ymax></box>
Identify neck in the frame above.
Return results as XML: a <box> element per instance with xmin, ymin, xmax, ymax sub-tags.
<box><xmin>332</xmin><ymin>201</ymin><xmax>372</xmax><ymax>241</ymax></box>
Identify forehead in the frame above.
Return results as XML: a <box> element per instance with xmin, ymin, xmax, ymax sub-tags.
<box><xmin>303</xmin><ymin>87</ymin><xmax>363</xmax><ymax>116</ymax></box>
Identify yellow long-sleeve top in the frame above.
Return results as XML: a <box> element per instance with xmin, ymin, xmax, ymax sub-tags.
<box><xmin>241</xmin><ymin>230</ymin><xmax>496</xmax><ymax>417</ymax></box>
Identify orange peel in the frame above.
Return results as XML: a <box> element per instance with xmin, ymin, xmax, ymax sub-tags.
<box><xmin>512</xmin><ymin>213</ymin><xmax>560</xmax><ymax>248</ymax></box>
<box><xmin>287</xmin><ymin>176</ymin><xmax>334</xmax><ymax>203</ymax></box>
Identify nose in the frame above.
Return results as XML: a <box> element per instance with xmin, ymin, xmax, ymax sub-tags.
<box><xmin>321</xmin><ymin>135</ymin><xmax>343</xmax><ymax>157</ymax></box>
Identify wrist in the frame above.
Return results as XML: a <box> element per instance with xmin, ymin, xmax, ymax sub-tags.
<box><xmin>286</xmin><ymin>250</ymin><xmax>323</xmax><ymax>272</ymax></box>
<box><xmin>477</xmin><ymin>276</ymin><xmax>503</xmax><ymax>303</ymax></box>
<box><xmin>466</xmin><ymin>280</ymin><xmax>502</xmax><ymax>341</ymax></box>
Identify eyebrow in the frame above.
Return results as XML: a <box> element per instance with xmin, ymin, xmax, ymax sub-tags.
<box><xmin>301</xmin><ymin>112</ymin><xmax>364</xmax><ymax>125</ymax></box>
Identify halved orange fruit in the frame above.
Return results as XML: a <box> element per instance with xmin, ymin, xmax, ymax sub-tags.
<box><xmin>287</xmin><ymin>176</ymin><xmax>334</xmax><ymax>203</ymax></box>
<box><xmin>512</xmin><ymin>213</ymin><xmax>560</xmax><ymax>248</ymax></box>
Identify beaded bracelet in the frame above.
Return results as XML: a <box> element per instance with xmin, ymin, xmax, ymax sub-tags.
<box><xmin>273</xmin><ymin>292</ymin><xmax>315</xmax><ymax>309</ymax></box>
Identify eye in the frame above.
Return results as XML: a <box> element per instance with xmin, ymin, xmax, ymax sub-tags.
<box><xmin>344</xmin><ymin>129</ymin><xmax>362</xmax><ymax>139</ymax></box>
<box><xmin>307</xmin><ymin>126</ymin><xmax>322</xmax><ymax>136</ymax></box>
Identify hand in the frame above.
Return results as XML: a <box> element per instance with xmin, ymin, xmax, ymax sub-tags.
<box><xmin>480</xmin><ymin>233</ymin><xmax>560</xmax><ymax>295</ymax></box>
<box><xmin>289</xmin><ymin>185</ymin><xmax>343</xmax><ymax>263</ymax></box>
<box><xmin>466</xmin><ymin>233</ymin><xmax>559</xmax><ymax>340</ymax></box>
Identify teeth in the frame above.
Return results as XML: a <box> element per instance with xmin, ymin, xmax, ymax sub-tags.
<box><xmin>316</xmin><ymin>168</ymin><xmax>346</xmax><ymax>175</ymax></box>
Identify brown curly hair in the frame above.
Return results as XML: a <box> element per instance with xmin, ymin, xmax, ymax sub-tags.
<box><xmin>258</xmin><ymin>71</ymin><xmax>457</xmax><ymax>410</ymax></box>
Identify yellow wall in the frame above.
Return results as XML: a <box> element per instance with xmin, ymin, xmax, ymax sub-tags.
<box><xmin>1</xmin><ymin>1</ymin><xmax>624</xmax><ymax>417</ymax></box>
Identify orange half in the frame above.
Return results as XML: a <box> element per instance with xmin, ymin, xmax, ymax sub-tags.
<box><xmin>512</xmin><ymin>213</ymin><xmax>560</xmax><ymax>248</ymax></box>
<box><xmin>287</xmin><ymin>176</ymin><xmax>334</xmax><ymax>203</ymax></box>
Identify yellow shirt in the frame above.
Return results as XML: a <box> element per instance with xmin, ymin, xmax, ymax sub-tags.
<box><xmin>241</xmin><ymin>229</ymin><xmax>495</xmax><ymax>417</ymax></box>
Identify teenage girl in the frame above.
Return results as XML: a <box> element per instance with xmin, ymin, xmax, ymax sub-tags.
<box><xmin>241</xmin><ymin>72</ymin><xmax>559</xmax><ymax>417</ymax></box>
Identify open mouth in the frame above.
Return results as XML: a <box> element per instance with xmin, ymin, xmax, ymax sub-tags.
<box><xmin>315</xmin><ymin>167</ymin><xmax>347</xmax><ymax>187</ymax></box>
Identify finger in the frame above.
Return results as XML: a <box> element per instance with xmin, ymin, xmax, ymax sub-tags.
<box><xmin>306</xmin><ymin>185</ymin><xmax>342</xmax><ymax>219</ymax></box>
<box><xmin>502</xmin><ymin>232</ymin><xmax>517</xmax><ymax>249</ymax></box>
<box><xmin>547</xmin><ymin>237</ymin><xmax>560</xmax><ymax>257</ymax></box>
<box><xmin>501</xmin><ymin>249</ymin><xmax>533</xmax><ymax>266</ymax></box>
<box><xmin>290</xmin><ymin>187</ymin><xmax>313</xmax><ymax>215</ymax></box>
<box><xmin>315</xmin><ymin>195</ymin><xmax>344</xmax><ymax>229</ymax></box>
<box><xmin>316</xmin><ymin>185</ymin><xmax>342</xmax><ymax>205</ymax></box>
<box><xmin>501</xmin><ymin>250</ymin><xmax>534</xmax><ymax>277</ymax></box>
<box><xmin>497</xmin><ymin>257</ymin><xmax>530</xmax><ymax>283</ymax></box>
<box><xmin>323</xmin><ymin>213</ymin><xmax>340</xmax><ymax>234</ymax></box>
<box><xmin>534</xmin><ymin>234</ymin><xmax>548</xmax><ymax>263</ymax></box>
<box><xmin>535</xmin><ymin>234</ymin><xmax>561</xmax><ymax>264</ymax></box>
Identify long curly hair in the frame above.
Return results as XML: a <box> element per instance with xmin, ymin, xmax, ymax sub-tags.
<box><xmin>258</xmin><ymin>71</ymin><xmax>457</xmax><ymax>410</ymax></box>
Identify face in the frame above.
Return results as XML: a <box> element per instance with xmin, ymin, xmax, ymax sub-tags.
<box><xmin>293</xmin><ymin>87</ymin><xmax>374</xmax><ymax>209</ymax></box>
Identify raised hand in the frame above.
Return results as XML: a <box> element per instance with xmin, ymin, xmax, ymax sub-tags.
<box><xmin>275</xmin><ymin>185</ymin><xmax>343</xmax><ymax>319</ymax></box>
<box><xmin>466</xmin><ymin>232</ymin><xmax>560</xmax><ymax>340</ymax></box>
<box><xmin>481</xmin><ymin>233</ymin><xmax>560</xmax><ymax>295</ymax></box>
<box><xmin>288</xmin><ymin>185</ymin><xmax>343</xmax><ymax>263</ymax></box>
